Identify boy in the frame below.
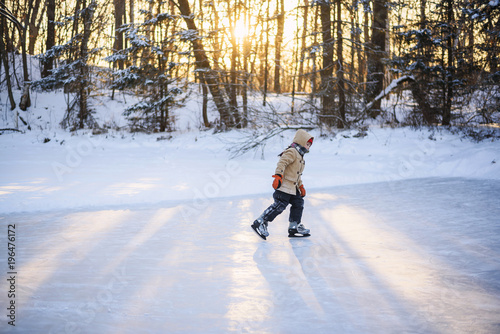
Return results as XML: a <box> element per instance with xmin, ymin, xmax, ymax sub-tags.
<box><xmin>251</xmin><ymin>129</ymin><xmax>314</xmax><ymax>240</ymax></box>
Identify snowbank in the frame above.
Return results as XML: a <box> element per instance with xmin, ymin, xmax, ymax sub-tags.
<box><xmin>1</xmin><ymin>124</ymin><xmax>498</xmax><ymax>214</ymax></box>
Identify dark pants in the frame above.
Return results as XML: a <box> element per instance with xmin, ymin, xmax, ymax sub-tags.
<box><xmin>262</xmin><ymin>190</ymin><xmax>304</xmax><ymax>224</ymax></box>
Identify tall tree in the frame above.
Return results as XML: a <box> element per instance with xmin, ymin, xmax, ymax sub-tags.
<box><xmin>335</xmin><ymin>0</ymin><xmax>346</xmax><ymax>128</ymax></box>
<box><xmin>263</xmin><ymin>0</ymin><xmax>270</xmax><ymax>106</ymax></box>
<box><xmin>366</xmin><ymin>0</ymin><xmax>388</xmax><ymax>118</ymax></box>
<box><xmin>241</xmin><ymin>0</ymin><xmax>250</xmax><ymax>127</ymax></box>
<box><xmin>113</xmin><ymin>0</ymin><xmax>125</xmax><ymax>70</ymax></box>
<box><xmin>441</xmin><ymin>0</ymin><xmax>454</xmax><ymax>125</ymax></box>
<box><xmin>310</xmin><ymin>4</ymin><xmax>320</xmax><ymax>100</ymax></box>
<box><xmin>77</xmin><ymin>0</ymin><xmax>95</xmax><ymax>129</ymax></box>
<box><xmin>274</xmin><ymin>0</ymin><xmax>284</xmax><ymax>93</ymax></box>
<box><xmin>28</xmin><ymin>0</ymin><xmax>44</xmax><ymax>54</ymax></box>
<box><xmin>41</xmin><ymin>0</ymin><xmax>55</xmax><ymax>78</ymax></box>
<box><xmin>0</xmin><ymin>0</ymin><xmax>17</xmax><ymax>111</ymax></box>
<box><xmin>298</xmin><ymin>0</ymin><xmax>309</xmax><ymax>92</ymax></box>
<box><xmin>16</xmin><ymin>0</ymin><xmax>34</xmax><ymax>111</ymax></box>
<box><xmin>198</xmin><ymin>0</ymin><xmax>209</xmax><ymax>128</ymax></box>
<box><xmin>228</xmin><ymin>0</ymin><xmax>240</xmax><ymax>124</ymax></box>
<box><xmin>318</xmin><ymin>0</ymin><xmax>335</xmax><ymax>126</ymax></box>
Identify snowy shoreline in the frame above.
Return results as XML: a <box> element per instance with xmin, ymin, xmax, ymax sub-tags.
<box><xmin>1</xmin><ymin>126</ymin><xmax>499</xmax><ymax>214</ymax></box>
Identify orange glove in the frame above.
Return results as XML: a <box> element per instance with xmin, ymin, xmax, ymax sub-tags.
<box><xmin>272</xmin><ymin>174</ymin><xmax>282</xmax><ymax>189</ymax></box>
<box><xmin>299</xmin><ymin>184</ymin><xmax>306</xmax><ymax>197</ymax></box>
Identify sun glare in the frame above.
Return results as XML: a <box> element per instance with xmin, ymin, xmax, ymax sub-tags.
<box><xmin>233</xmin><ymin>20</ymin><xmax>248</xmax><ymax>41</ymax></box>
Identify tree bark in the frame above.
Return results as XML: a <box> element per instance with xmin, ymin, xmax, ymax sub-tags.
<box><xmin>228</xmin><ymin>1</ymin><xmax>240</xmax><ymax>125</ymax></box>
<box><xmin>19</xmin><ymin>0</ymin><xmax>33</xmax><ymax>111</ymax></box>
<box><xmin>366</xmin><ymin>0</ymin><xmax>388</xmax><ymax>118</ymax></box>
<box><xmin>263</xmin><ymin>0</ymin><xmax>270</xmax><ymax>106</ymax></box>
<box><xmin>362</xmin><ymin>5</ymin><xmax>369</xmax><ymax>96</ymax></box>
<box><xmin>28</xmin><ymin>0</ymin><xmax>43</xmax><ymax>54</ymax></box>
<box><xmin>442</xmin><ymin>0</ymin><xmax>454</xmax><ymax>126</ymax></box>
<box><xmin>298</xmin><ymin>0</ymin><xmax>308</xmax><ymax>93</ymax></box>
<box><xmin>336</xmin><ymin>0</ymin><xmax>346</xmax><ymax>128</ymax></box>
<box><xmin>310</xmin><ymin>4</ymin><xmax>319</xmax><ymax>101</ymax></box>
<box><xmin>241</xmin><ymin>0</ymin><xmax>250</xmax><ymax>127</ymax></box>
<box><xmin>0</xmin><ymin>2</ymin><xmax>16</xmax><ymax>111</ymax></box>
<box><xmin>77</xmin><ymin>0</ymin><xmax>95</xmax><ymax>129</ymax></box>
<box><xmin>319</xmin><ymin>0</ymin><xmax>335</xmax><ymax>126</ymax></box>
<box><xmin>113</xmin><ymin>0</ymin><xmax>125</xmax><ymax>70</ymax></box>
<box><xmin>274</xmin><ymin>0</ymin><xmax>284</xmax><ymax>93</ymax></box>
<box><xmin>42</xmin><ymin>0</ymin><xmax>55</xmax><ymax>78</ymax></box>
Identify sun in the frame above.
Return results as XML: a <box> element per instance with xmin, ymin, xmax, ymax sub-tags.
<box><xmin>233</xmin><ymin>20</ymin><xmax>248</xmax><ymax>41</ymax></box>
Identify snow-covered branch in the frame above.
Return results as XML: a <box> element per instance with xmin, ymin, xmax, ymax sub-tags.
<box><xmin>363</xmin><ymin>75</ymin><xmax>415</xmax><ymax>114</ymax></box>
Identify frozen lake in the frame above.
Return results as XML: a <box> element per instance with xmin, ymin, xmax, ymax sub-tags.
<box><xmin>1</xmin><ymin>177</ymin><xmax>500</xmax><ymax>333</ymax></box>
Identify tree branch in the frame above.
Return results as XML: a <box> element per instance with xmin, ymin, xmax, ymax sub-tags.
<box><xmin>362</xmin><ymin>75</ymin><xmax>415</xmax><ymax>114</ymax></box>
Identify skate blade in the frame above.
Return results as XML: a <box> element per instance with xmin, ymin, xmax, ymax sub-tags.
<box><xmin>288</xmin><ymin>233</ymin><xmax>311</xmax><ymax>238</ymax></box>
<box><xmin>251</xmin><ymin>225</ymin><xmax>267</xmax><ymax>240</ymax></box>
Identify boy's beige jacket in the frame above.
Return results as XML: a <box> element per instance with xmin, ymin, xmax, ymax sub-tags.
<box><xmin>274</xmin><ymin>129</ymin><xmax>314</xmax><ymax>195</ymax></box>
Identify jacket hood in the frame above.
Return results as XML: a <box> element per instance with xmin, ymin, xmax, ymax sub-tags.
<box><xmin>292</xmin><ymin>129</ymin><xmax>314</xmax><ymax>147</ymax></box>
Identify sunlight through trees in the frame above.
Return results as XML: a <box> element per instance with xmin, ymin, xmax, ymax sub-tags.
<box><xmin>1</xmin><ymin>0</ymin><xmax>499</xmax><ymax>131</ymax></box>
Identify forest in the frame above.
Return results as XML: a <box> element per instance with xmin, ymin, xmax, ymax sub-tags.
<box><xmin>1</xmin><ymin>0</ymin><xmax>499</xmax><ymax>133</ymax></box>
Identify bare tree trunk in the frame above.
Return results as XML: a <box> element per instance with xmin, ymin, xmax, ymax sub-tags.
<box><xmin>348</xmin><ymin>4</ymin><xmax>355</xmax><ymax>84</ymax></box>
<box><xmin>274</xmin><ymin>0</ymin><xmax>284</xmax><ymax>93</ymax></box>
<box><xmin>366</xmin><ymin>0</ymin><xmax>388</xmax><ymax>118</ymax></box>
<box><xmin>319</xmin><ymin>0</ymin><xmax>335</xmax><ymax>126</ymax></box>
<box><xmin>442</xmin><ymin>0</ymin><xmax>454</xmax><ymax>125</ymax></box>
<box><xmin>208</xmin><ymin>0</ymin><xmax>222</xmax><ymax>72</ymax></box>
<box><xmin>70</xmin><ymin>0</ymin><xmax>81</xmax><ymax>62</ymax></box>
<box><xmin>200</xmin><ymin>72</ymin><xmax>210</xmax><ymax>127</ymax></box>
<box><xmin>263</xmin><ymin>0</ymin><xmax>270</xmax><ymax>106</ymax></box>
<box><xmin>76</xmin><ymin>0</ymin><xmax>95</xmax><ymax>129</ymax></box>
<box><xmin>228</xmin><ymin>1</ymin><xmax>239</xmax><ymax>124</ymax></box>
<box><xmin>42</xmin><ymin>0</ymin><xmax>55</xmax><ymax>78</ymax></box>
<box><xmin>28</xmin><ymin>0</ymin><xmax>43</xmax><ymax>54</ymax></box>
<box><xmin>140</xmin><ymin>0</ymin><xmax>153</xmax><ymax>68</ymax></box>
<box><xmin>420</xmin><ymin>0</ymin><xmax>427</xmax><ymax>32</ymax></box>
<box><xmin>19</xmin><ymin>1</ymin><xmax>33</xmax><ymax>111</ymax></box>
<box><xmin>241</xmin><ymin>0</ymin><xmax>250</xmax><ymax>127</ymax></box>
<box><xmin>198</xmin><ymin>0</ymin><xmax>209</xmax><ymax>128</ymax></box>
<box><xmin>79</xmin><ymin>0</ymin><xmax>90</xmax><ymax>129</ymax></box>
<box><xmin>310</xmin><ymin>4</ymin><xmax>319</xmax><ymax>101</ymax></box>
<box><xmin>298</xmin><ymin>0</ymin><xmax>308</xmax><ymax>92</ymax></box>
<box><xmin>336</xmin><ymin>0</ymin><xmax>346</xmax><ymax>128</ymax></box>
<box><xmin>113</xmin><ymin>0</ymin><xmax>125</xmax><ymax>70</ymax></box>
<box><xmin>412</xmin><ymin>0</ymin><xmax>434</xmax><ymax>125</ymax></box>
<box><xmin>355</xmin><ymin>2</ymin><xmax>363</xmax><ymax>91</ymax></box>
<box><xmin>362</xmin><ymin>3</ymin><xmax>370</xmax><ymax>97</ymax></box>
<box><xmin>129</xmin><ymin>0</ymin><xmax>134</xmax><ymax>26</ymax></box>
<box><xmin>468</xmin><ymin>9</ymin><xmax>474</xmax><ymax>68</ymax></box>
<box><xmin>0</xmin><ymin>2</ymin><xmax>16</xmax><ymax>111</ymax></box>
<box><xmin>291</xmin><ymin>3</ymin><xmax>300</xmax><ymax>113</ymax></box>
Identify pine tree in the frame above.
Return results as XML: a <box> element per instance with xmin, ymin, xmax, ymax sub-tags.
<box><xmin>105</xmin><ymin>9</ymin><xmax>181</xmax><ymax>132</ymax></box>
<box><xmin>33</xmin><ymin>0</ymin><xmax>99</xmax><ymax>130</ymax></box>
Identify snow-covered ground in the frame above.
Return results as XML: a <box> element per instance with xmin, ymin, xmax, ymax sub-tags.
<box><xmin>1</xmin><ymin>88</ymin><xmax>500</xmax><ymax>333</ymax></box>
<box><xmin>1</xmin><ymin>125</ymin><xmax>499</xmax><ymax>214</ymax></box>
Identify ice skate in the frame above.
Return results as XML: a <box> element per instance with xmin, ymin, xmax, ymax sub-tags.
<box><xmin>288</xmin><ymin>222</ymin><xmax>310</xmax><ymax>238</ymax></box>
<box><xmin>251</xmin><ymin>218</ymin><xmax>269</xmax><ymax>240</ymax></box>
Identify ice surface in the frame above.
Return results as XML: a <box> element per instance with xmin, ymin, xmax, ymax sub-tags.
<box><xmin>1</xmin><ymin>178</ymin><xmax>499</xmax><ymax>333</ymax></box>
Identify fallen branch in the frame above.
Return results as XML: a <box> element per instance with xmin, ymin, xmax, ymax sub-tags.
<box><xmin>0</xmin><ymin>128</ymin><xmax>23</xmax><ymax>133</ymax></box>
<box><xmin>363</xmin><ymin>75</ymin><xmax>415</xmax><ymax>114</ymax></box>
